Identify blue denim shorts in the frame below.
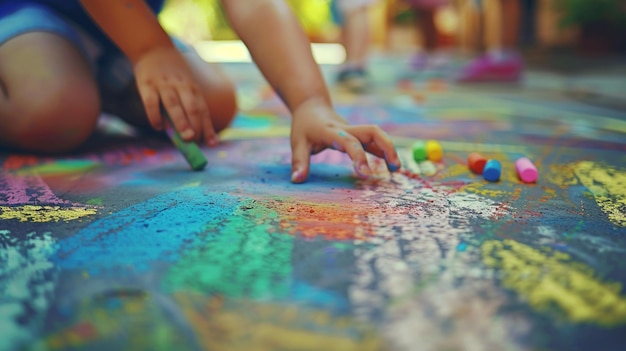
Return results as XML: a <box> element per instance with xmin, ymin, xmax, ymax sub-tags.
<box><xmin>0</xmin><ymin>2</ymin><xmax>192</xmax><ymax>94</ymax></box>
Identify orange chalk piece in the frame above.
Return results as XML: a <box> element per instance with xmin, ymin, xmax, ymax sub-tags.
<box><xmin>515</xmin><ymin>157</ymin><xmax>538</xmax><ymax>183</ymax></box>
<box><xmin>468</xmin><ymin>152</ymin><xmax>487</xmax><ymax>174</ymax></box>
<box><xmin>425</xmin><ymin>140</ymin><xmax>443</xmax><ymax>161</ymax></box>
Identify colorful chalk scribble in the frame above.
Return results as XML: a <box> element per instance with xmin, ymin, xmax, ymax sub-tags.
<box><xmin>1</xmin><ymin>59</ymin><xmax>626</xmax><ymax>351</ymax></box>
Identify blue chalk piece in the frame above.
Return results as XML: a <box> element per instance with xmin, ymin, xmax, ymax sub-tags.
<box><xmin>483</xmin><ymin>160</ymin><xmax>501</xmax><ymax>182</ymax></box>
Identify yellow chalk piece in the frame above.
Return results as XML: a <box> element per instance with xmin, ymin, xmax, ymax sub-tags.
<box><xmin>482</xmin><ymin>239</ymin><xmax>626</xmax><ymax>325</ymax></box>
<box><xmin>425</xmin><ymin>140</ymin><xmax>443</xmax><ymax>161</ymax></box>
<box><xmin>0</xmin><ymin>205</ymin><xmax>97</xmax><ymax>223</ymax></box>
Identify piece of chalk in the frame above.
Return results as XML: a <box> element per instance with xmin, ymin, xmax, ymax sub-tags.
<box><xmin>161</xmin><ymin>108</ymin><xmax>208</xmax><ymax>171</ymax></box>
<box><xmin>468</xmin><ymin>152</ymin><xmax>487</xmax><ymax>174</ymax></box>
<box><xmin>418</xmin><ymin>160</ymin><xmax>437</xmax><ymax>176</ymax></box>
<box><xmin>483</xmin><ymin>159</ymin><xmax>501</xmax><ymax>182</ymax></box>
<box><xmin>412</xmin><ymin>140</ymin><xmax>427</xmax><ymax>162</ymax></box>
<box><xmin>515</xmin><ymin>157</ymin><xmax>538</xmax><ymax>183</ymax></box>
<box><xmin>426</xmin><ymin>140</ymin><xmax>443</xmax><ymax>161</ymax></box>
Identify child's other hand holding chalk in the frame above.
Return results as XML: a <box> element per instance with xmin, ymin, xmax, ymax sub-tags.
<box><xmin>289</xmin><ymin>97</ymin><xmax>401</xmax><ymax>183</ymax></box>
<box><xmin>133</xmin><ymin>47</ymin><xmax>218</xmax><ymax>147</ymax></box>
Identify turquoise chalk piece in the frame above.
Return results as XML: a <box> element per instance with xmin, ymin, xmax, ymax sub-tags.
<box><xmin>483</xmin><ymin>159</ymin><xmax>501</xmax><ymax>182</ymax></box>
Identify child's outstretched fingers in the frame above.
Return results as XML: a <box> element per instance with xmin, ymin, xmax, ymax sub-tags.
<box><xmin>345</xmin><ymin>125</ymin><xmax>401</xmax><ymax>172</ymax></box>
<box><xmin>332</xmin><ymin>130</ymin><xmax>371</xmax><ymax>179</ymax></box>
<box><xmin>291</xmin><ymin>138</ymin><xmax>312</xmax><ymax>183</ymax></box>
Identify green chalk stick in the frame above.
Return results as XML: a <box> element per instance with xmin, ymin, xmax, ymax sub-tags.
<box><xmin>412</xmin><ymin>140</ymin><xmax>427</xmax><ymax>162</ymax></box>
<box><xmin>161</xmin><ymin>108</ymin><xmax>208</xmax><ymax>171</ymax></box>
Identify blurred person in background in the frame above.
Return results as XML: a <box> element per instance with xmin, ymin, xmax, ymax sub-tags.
<box><xmin>332</xmin><ymin>0</ymin><xmax>379</xmax><ymax>92</ymax></box>
<box><xmin>455</xmin><ymin>0</ymin><xmax>524</xmax><ymax>82</ymax></box>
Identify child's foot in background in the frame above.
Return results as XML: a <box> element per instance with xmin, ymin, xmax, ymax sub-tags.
<box><xmin>337</xmin><ymin>66</ymin><xmax>369</xmax><ymax>93</ymax></box>
<box><xmin>456</xmin><ymin>52</ymin><xmax>524</xmax><ymax>82</ymax></box>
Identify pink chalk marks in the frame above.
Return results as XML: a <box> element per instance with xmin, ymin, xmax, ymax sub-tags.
<box><xmin>0</xmin><ymin>172</ymin><xmax>97</xmax><ymax>223</ymax></box>
<box><xmin>0</xmin><ymin>173</ymin><xmax>69</xmax><ymax>205</ymax></box>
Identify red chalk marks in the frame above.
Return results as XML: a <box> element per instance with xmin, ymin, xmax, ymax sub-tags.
<box><xmin>2</xmin><ymin>147</ymin><xmax>164</xmax><ymax>171</ymax></box>
<box><xmin>400</xmin><ymin>169</ymin><xmax>423</xmax><ymax>181</ymax></box>
<box><xmin>426</xmin><ymin>78</ymin><xmax>447</xmax><ymax>92</ymax></box>
<box><xmin>3</xmin><ymin>155</ymin><xmax>40</xmax><ymax>171</ymax></box>
<box><xmin>46</xmin><ymin>322</ymin><xmax>97</xmax><ymax>349</ymax></box>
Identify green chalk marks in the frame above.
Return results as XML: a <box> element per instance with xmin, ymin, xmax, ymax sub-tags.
<box><xmin>164</xmin><ymin>199</ymin><xmax>293</xmax><ymax>299</ymax></box>
<box><xmin>161</xmin><ymin>108</ymin><xmax>208</xmax><ymax>171</ymax></box>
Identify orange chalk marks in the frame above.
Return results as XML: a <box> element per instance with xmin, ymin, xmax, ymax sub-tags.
<box><xmin>269</xmin><ymin>199</ymin><xmax>374</xmax><ymax>240</ymax></box>
<box><xmin>426</xmin><ymin>78</ymin><xmax>447</xmax><ymax>92</ymax></box>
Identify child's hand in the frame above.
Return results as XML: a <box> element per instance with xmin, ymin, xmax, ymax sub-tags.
<box><xmin>290</xmin><ymin>98</ymin><xmax>401</xmax><ymax>183</ymax></box>
<box><xmin>133</xmin><ymin>47</ymin><xmax>218</xmax><ymax>145</ymax></box>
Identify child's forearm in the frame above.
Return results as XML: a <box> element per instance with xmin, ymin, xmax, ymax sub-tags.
<box><xmin>222</xmin><ymin>0</ymin><xmax>332</xmax><ymax>112</ymax></box>
<box><xmin>79</xmin><ymin>0</ymin><xmax>174</xmax><ymax>63</ymax></box>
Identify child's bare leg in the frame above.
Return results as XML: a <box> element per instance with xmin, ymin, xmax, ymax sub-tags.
<box><xmin>341</xmin><ymin>5</ymin><xmax>370</xmax><ymax>68</ymax></box>
<box><xmin>458</xmin><ymin>0</ymin><xmax>482</xmax><ymax>54</ymax></box>
<box><xmin>0</xmin><ymin>32</ymin><xmax>100</xmax><ymax>153</ymax></box>
<box><xmin>501</xmin><ymin>0</ymin><xmax>520</xmax><ymax>49</ymax></box>
<box><xmin>456</xmin><ymin>0</ymin><xmax>523</xmax><ymax>82</ymax></box>
<box><xmin>414</xmin><ymin>7</ymin><xmax>438</xmax><ymax>52</ymax></box>
<box><xmin>103</xmin><ymin>49</ymin><xmax>237</xmax><ymax>137</ymax></box>
<box><xmin>483</xmin><ymin>0</ymin><xmax>503</xmax><ymax>52</ymax></box>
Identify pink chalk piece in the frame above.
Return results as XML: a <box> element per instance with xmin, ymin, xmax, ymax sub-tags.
<box><xmin>515</xmin><ymin>157</ymin><xmax>538</xmax><ymax>183</ymax></box>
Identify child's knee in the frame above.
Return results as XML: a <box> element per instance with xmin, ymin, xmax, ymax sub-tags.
<box><xmin>208</xmin><ymin>79</ymin><xmax>237</xmax><ymax>133</ymax></box>
<box><xmin>6</xmin><ymin>79</ymin><xmax>100</xmax><ymax>153</ymax></box>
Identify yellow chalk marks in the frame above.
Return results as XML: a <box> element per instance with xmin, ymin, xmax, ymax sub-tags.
<box><xmin>440</xmin><ymin>164</ymin><xmax>468</xmax><ymax>178</ymax></box>
<box><xmin>574</xmin><ymin>161</ymin><xmax>626</xmax><ymax>227</ymax></box>
<box><xmin>462</xmin><ymin>182</ymin><xmax>510</xmax><ymax>197</ymax></box>
<box><xmin>0</xmin><ymin>205</ymin><xmax>97</xmax><ymax>222</ymax></box>
<box><xmin>178</xmin><ymin>294</ymin><xmax>382</xmax><ymax>351</ymax></box>
<box><xmin>546</xmin><ymin>163</ymin><xmax>579</xmax><ymax>188</ymax></box>
<box><xmin>482</xmin><ymin>239</ymin><xmax>626</xmax><ymax>326</ymax></box>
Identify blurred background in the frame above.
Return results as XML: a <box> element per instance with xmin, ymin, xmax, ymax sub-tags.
<box><xmin>158</xmin><ymin>0</ymin><xmax>626</xmax><ymax>62</ymax></box>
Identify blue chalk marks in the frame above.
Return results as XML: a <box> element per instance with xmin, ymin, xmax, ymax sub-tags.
<box><xmin>52</xmin><ymin>188</ymin><xmax>240</xmax><ymax>274</ymax></box>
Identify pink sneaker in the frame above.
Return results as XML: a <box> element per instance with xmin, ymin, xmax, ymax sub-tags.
<box><xmin>456</xmin><ymin>53</ymin><xmax>523</xmax><ymax>82</ymax></box>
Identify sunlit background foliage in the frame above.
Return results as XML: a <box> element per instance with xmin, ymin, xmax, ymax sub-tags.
<box><xmin>159</xmin><ymin>0</ymin><xmax>335</xmax><ymax>43</ymax></box>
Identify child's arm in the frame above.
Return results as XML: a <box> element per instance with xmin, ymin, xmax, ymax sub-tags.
<box><xmin>79</xmin><ymin>0</ymin><xmax>217</xmax><ymax>145</ymax></box>
<box><xmin>222</xmin><ymin>0</ymin><xmax>401</xmax><ymax>183</ymax></box>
